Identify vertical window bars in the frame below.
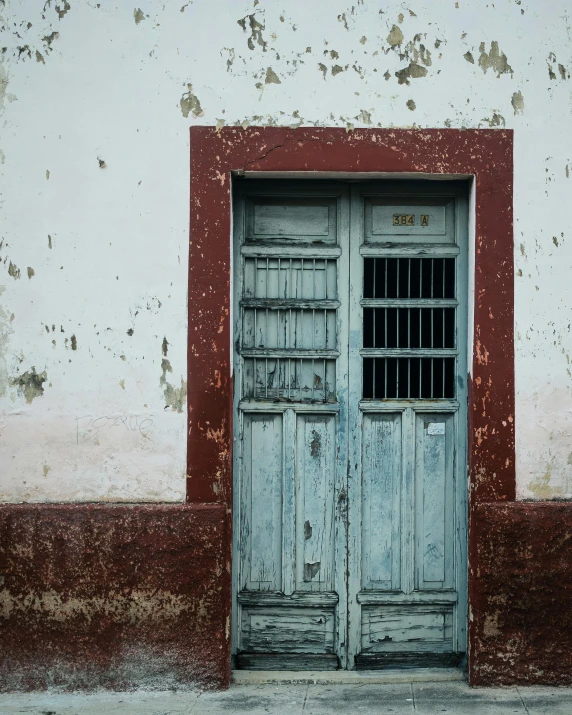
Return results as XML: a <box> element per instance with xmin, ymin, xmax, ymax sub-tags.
<box><xmin>362</xmin><ymin>258</ymin><xmax>457</xmax><ymax>399</ymax></box>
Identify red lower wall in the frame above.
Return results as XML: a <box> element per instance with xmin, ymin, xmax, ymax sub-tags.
<box><xmin>1</xmin><ymin>502</ymin><xmax>572</xmax><ymax>689</ymax></box>
<box><xmin>0</xmin><ymin>504</ymin><xmax>230</xmax><ymax>691</ymax></box>
<box><xmin>470</xmin><ymin>502</ymin><xmax>572</xmax><ymax>685</ymax></box>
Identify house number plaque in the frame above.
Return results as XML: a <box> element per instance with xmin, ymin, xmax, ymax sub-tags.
<box><xmin>393</xmin><ymin>214</ymin><xmax>430</xmax><ymax>226</ymax></box>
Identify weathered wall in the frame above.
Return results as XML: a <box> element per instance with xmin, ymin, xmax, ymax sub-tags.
<box><xmin>0</xmin><ymin>504</ymin><xmax>230</xmax><ymax>691</ymax></box>
<box><xmin>471</xmin><ymin>503</ymin><xmax>572</xmax><ymax>685</ymax></box>
<box><xmin>0</xmin><ymin>0</ymin><xmax>571</xmax><ymax>501</ymax></box>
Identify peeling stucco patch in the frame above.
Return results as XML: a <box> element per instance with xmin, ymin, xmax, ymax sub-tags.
<box><xmin>160</xmin><ymin>358</ymin><xmax>187</xmax><ymax>413</ymax></box>
<box><xmin>464</xmin><ymin>51</ymin><xmax>475</xmax><ymax>64</ymax></box>
<box><xmin>511</xmin><ymin>90</ymin><xmax>524</xmax><ymax>115</ymax></box>
<box><xmin>55</xmin><ymin>1</ymin><xmax>71</xmax><ymax>20</ymax></box>
<box><xmin>8</xmin><ymin>262</ymin><xmax>20</xmax><ymax>280</ymax></box>
<box><xmin>483</xmin><ymin>112</ymin><xmax>505</xmax><ymax>127</ymax></box>
<box><xmin>10</xmin><ymin>367</ymin><xmax>48</xmax><ymax>403</ymax></box>
<box><xmin>387</xmin><ymin>24</ymin><xmax>404</xmax><ymax>48</ymax></box>
<box><xmin>26</xmin><ymin>267</ymin><xmax>34</xmax><ymax>279</ymax></box>
<box><xmin>406</xmin><ymin>99</ymin><xmax>416</xmax><ymax>111</ymax></box>
<box><xmin>0</xmin><ymin>61</ymin><xmax>15</xmax><ymax>114</ymax></box>
<box><xmin>264</xmin><ymin>67</ymin><xmax>281</xmax><ymax>84</ymax></box>
<box><xmin>0</xmin><ymin>286</ymin><xmax>12</xmax><ymax>397</ymax></box>
<box><xmin>395</xmin><ymin>62</ymin><xmax>427</xmax><ymax>85</ymax></box>
<box><xmin>180</xmin><ymin>84</ymin><xmax>204</xmax><ymax>119</ymax></box>
<box><xmin>356</xmin><ymin>109</ymin><xmax>371</xmax><ymax>124</ymax></box>
<box><xmin>133</xmin><ymin>8</ymin><xmax>145</xmax><ymax>24</ymax></box>
<box><xmin>237</xmin><ymin>14</ymin><xmax>267</xmax><ymax>52</ymax></box>
<box><xmin>478</xmin><ymin>41</ymin><xmax>513</xmax><ymax>77</ymax></box>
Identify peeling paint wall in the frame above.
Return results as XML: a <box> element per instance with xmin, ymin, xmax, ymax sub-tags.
<box><xmin>0</xmin><ymin>0</ymin><xmax>571</xmax><ymax>501</ymax></box>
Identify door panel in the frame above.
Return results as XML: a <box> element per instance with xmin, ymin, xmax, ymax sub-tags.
<box><xmin>296</xmin><ymin>414</ymin><xmax>336</xmax><ymax>592</ymax></box>
<box><xmin>415</xmin><ymin>413</ymin><xmax>455</xmax><ymax>590</ymax></box>
<box><xmin>241</xmin><ymin>413</ymin><xmax>283</xmax><ymax>592</ymax></box>
<box><xmin>233</xmin><ymin>180</ymin><xmax>468</xmax><ymax>671</ymax></box>
<box><xmin>361</xmin><ymin>413</ymin><xmax>402</xmax><ymax>591</ymax></box>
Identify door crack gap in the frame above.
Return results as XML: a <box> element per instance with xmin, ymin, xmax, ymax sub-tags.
<box><xmin>411</xmin><ymin>682</ymin><xmax>417</xmax><ymax>712</ymax></box>
<box><xmin>517</xmin><ymin>687</ymin><xmax>531</xmax><ymax>715</ymax></box>
<box><xmin>301</xmin><ymin>683</ymin><xmax>310</xmax><ymax>712</ymax></box>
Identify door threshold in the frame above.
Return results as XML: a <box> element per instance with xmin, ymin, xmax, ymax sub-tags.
<box><xmin>232</xmin><ymin>668</ymin><xmax>465</xmax><ymax>685</ymax></box>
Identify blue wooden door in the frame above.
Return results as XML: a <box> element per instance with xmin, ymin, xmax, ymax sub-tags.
<box><xmin>232</xmin><ymin>180</ymin><xmax>468</xmax><ymax>671</ymax></box>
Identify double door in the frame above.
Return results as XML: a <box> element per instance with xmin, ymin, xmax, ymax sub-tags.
<box><xmin>232</xmin><ymin>179</ymin><xmax>468</xmax><ymax>670</ymax></box>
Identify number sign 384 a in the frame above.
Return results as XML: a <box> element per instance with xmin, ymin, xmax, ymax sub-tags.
<box><xmin>393</xmin><ymin>214</ymin><xmax>430</xmax><ymax>226</ymax></box>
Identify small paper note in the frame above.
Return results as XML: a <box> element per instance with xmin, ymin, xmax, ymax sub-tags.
<box><xmin>428</xmin><ymin>422</ymin><xmax>445</xmax><ymax>436</ymax></box>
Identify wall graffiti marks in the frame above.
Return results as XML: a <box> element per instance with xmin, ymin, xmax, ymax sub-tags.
<box><xmin>75</xmin><ymin>414</ymin><xmax>154</xmax><ymax>444</ymax></box>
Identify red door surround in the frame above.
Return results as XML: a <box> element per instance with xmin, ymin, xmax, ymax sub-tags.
<box><xmin>188</xmin><ymin>127</ymin><xmax>515</xmax><ymax>681</ymax></box>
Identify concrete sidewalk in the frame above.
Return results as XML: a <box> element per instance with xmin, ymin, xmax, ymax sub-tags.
<box><xmin>2</xmin><ymin>682</ymin><xmax>572</xmax><ymax>714</ymax></box>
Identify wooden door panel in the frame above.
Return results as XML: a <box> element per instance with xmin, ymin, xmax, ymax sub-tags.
<box><xmin>361</xmin><ymin>413</ymin><xmax>402</xmax><ymax>591</ymax></box>
<box><xmin>361</xmin><ymin>605</ymin><xmax>454</xmax><ymax>653</ymax></box>
<box><xmin>295</xmin><ymin>414</ymin><xmax>336</xmax><ymax>592</ymax></box>
<box><xmin>241</xmin><ymin>413</ymin><xmax>283</xmax><ymax>592</ymax></box>
<box><xmin>240</xmin><ymin>606</ymin><xmax>335</xmax><ymax>653</ymax></box>
<box><xmin>415</xmin><ymin>413</ymin><xmax>455</xmax><ymax>591</ymax></box>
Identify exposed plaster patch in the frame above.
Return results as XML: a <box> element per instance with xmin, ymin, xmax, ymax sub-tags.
<box><xmin>264</xmin><ymin>67</ymin><xmax>280</xmax><ymax>84</ymax></box>
<box><xmin>180</xmin><ymin>84</ymin><xmax>204</xmax><ymax>119</ymax></box>
<box><xmin>237</xmin><ymin>14</ymin><xmax>267</xmax><ymax>52</ymax></box>
<box><xmin>511</xmin><ymin>90</ymin><xmax>524</xmax><ymax>115</ymax></box>
<box><xmin>71</xmin><ymin>334</ymin><xmax>77</xmax><ymax>350</ymax></box>
<box><xmin>356</xmin><ymin>109</ymin><xmax>371</xmax><ymax>124</ymax></box>
<box><xmin>133</xmin><ymin>8</ymin><xmax>145</xmax><ymax>24</ymax></box>
<box><xmin>0</xmin><ymin>588</ymin><xmax>195</xmax><ymax>623</ymax></box>
<box><xmin>478</xmin><ymin>41</ymin><xmax>513</xmax><ymax>77</ymax></box>
<box><xmin>160</xmin><ymin>358</ymin><xmax>187</xmax><ymax>413</ymax></box>
<box><xmin>0</xmin><ymin>61</ymin><xmax>16</xmax><ymax>114</ymax></box>
<box><xmin>464</xmin><ymin>51</ymin><xmax>475</xmax><ymax>64</ymax></box>
<box><xmin>482</xmin><ymin>112</ymin><xmax>505</xmax><ymax>127</ymax></box>
<box><xmin>406</xmin><ymin>99</ymin><xmax>416</xmax><ymax>111</ymax></box>
<box><xmin>26</xmin><ymin>267</ymin><xmax>34</xmax><ymax>279</ymax></box>
<box><xmin>528</xmin><ymin>471</ymin><xmax>564</xmax><ymax>499</ymax></box>
<box><xmin>54</xmin><ymin>0</ymin><xmax>70</xmax><ymax>19</ymax></box>
<box><xmin>0</xmin><ymin>286</ymin><xmax>12</xmax><ymax>397</ymax></box>
<box><xmin>8</xmin><ymin>262</ymin><xmax>20</xmax><ymax>280</ymax></box>
<box><xmin>387</xmin><ymin>24</ymin><xmax>404</xmax><ymax>47</ymax></box>
<box><xmin>395</xmin><ymin>62</ymin><xmax>427</xmax><ymax>85</ymax></box>
<box><xmin>97</xmin><ymin>158</ymin><xmax>106</xmax><ymax>168</ymax></box>
<box><xmin>10</xmin><ymin>367</ymin><xmax>48</xmax><ymax>403</ymax></box>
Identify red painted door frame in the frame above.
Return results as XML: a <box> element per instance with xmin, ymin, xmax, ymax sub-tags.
<box><xmin>188</xmin><ymin>127</ymin><xmax>515</xmax><ymax>679</ymax></box>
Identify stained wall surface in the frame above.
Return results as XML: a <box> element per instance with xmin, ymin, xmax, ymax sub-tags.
<box><xmin>0</xmin><ymin>5</ymin><xmax>571</xmax><ymax>495</ymax></box>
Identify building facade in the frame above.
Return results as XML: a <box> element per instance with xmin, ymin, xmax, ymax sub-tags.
<box><xmin>1</xmin><ymin>0</ymin><xmax>572</xmax><ymax>689</ymax></box>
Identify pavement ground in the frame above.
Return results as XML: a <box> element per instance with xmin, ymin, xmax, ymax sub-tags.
<box><xmin>2</xmin><ymin>681</ymin><xmax>572</xmax><ymax>714</ymax></box>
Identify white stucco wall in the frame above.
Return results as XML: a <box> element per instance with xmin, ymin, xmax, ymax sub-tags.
<box><xmin>0</xmin><ymin>0</ymin><xmax>571</xmax><ymax>501</ymax></box>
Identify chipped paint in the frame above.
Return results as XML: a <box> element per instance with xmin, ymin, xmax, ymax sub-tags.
<box><xmin>478</xmin><ymin>41</ymin><xmax>513</xmax><ymax>77</ymax></box>
<box><xmin>10</xmin><ymin>368</ymin><xmax>48</xmax><ymax>403</ymax></box>
<box><xmin>160</xmin><ymin>357</ymin><xmax>187</xmax><ymax>413</ymax></box>
<box><xmin>180</xmin><ymin>84</ymin><xmax>204</xmax><ymax>119</ymax></box>
<box><xmin>0</xmin><ymin>504</ymin><xmax>229</xmax><ymax>690</ymax></box>
<box><xmin>0</xmin><ymin>0</ymin><xmax>569</xmax><ymax>691</ymax></box>
<box><xmin>511</xmin><ymin>91</ymin><xmax>524</xmax><ymax>115</ymax></box>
